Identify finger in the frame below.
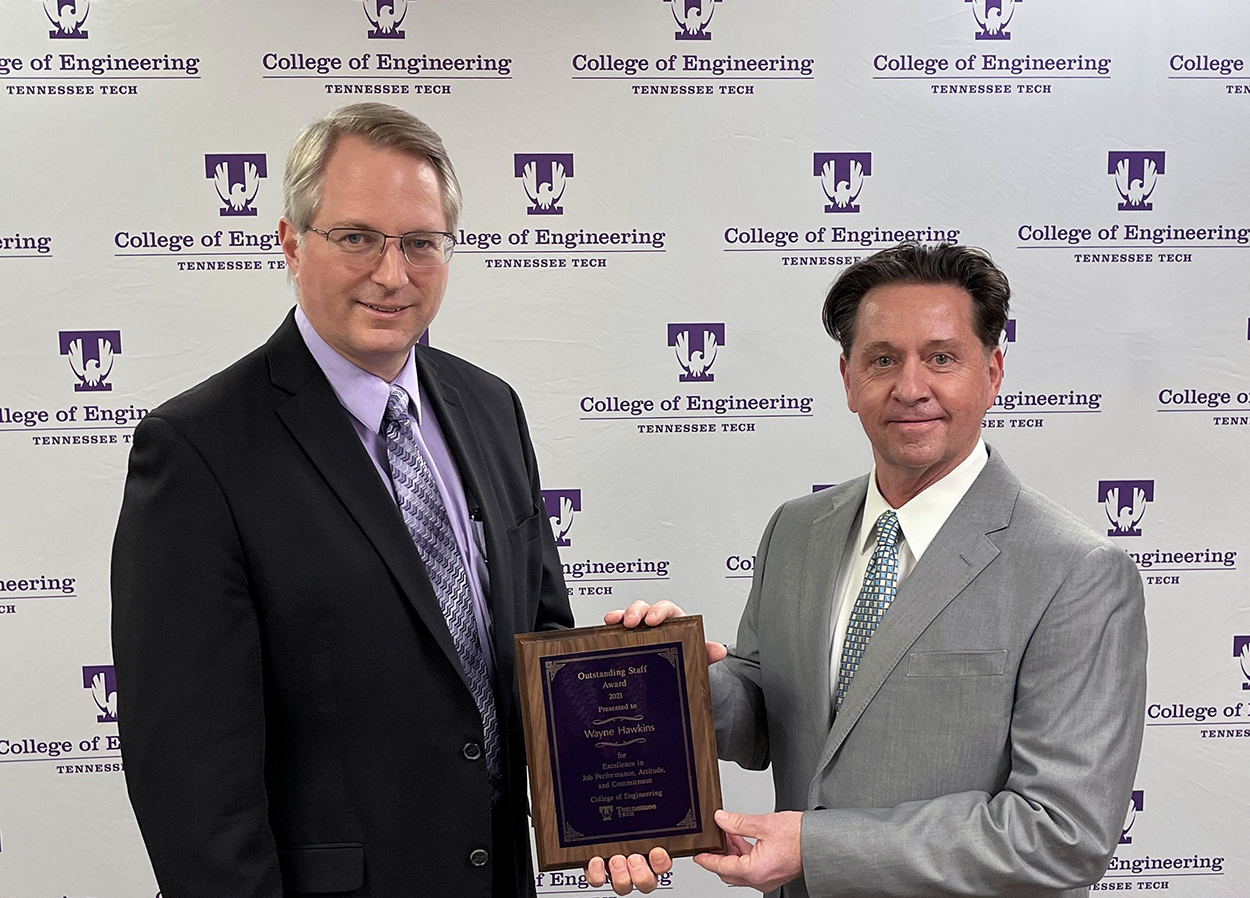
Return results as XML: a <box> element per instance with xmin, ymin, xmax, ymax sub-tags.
<box><xmin>706</xmin><ymin>641</ymin><xmax>728</xmax><ymax>664</ymax></box>
<box><xmin>608</xmin><ymin>854</ymin><xmax>634</xmax><ymax>896</ymax></box>
<box><xmin>715</xmin><ymin>808</ymin><xmax>758</xmax><ymax>838</ymax></box>
<box><xmin>694</xmin><ymin>850</ymin><xmax>749</xmax><ymax>883</ymax></box>
<box><xmin>648</xmin><ymin>846</ymin><xmax>673</xmax><ymax>875</ymax></box>
<box><xmin>643</xmin><ymin>600</ymin><xmax>685</xmax><ymax>626</ymax></box>
<box><xmin>626</xmin><ymin>853</ymin><xmax>657</xmax><ymax>893</ymax></box>
<box><xmin>585</xmin><ymin>857</ymin><xmax>607</xmax><ymax>887</ymax></box>
<box><xmin>603</xmin><ymin>609</ymin><xmax>626</xmax><ymax>626</ymax></box>
<box><xmin>725</xmin><ymin>832</ymin><xmax>753</xmax><ymax>856</ymax></box>
<box><xmin>621</xmin><ymin>601</ymin><xmax>653</xmax><ymax>628</ymax></box>
<box><xmin>703</xmin><ymin>851</ymin><xmax>750</xmax><ymax>886</ymax></box>
<box><xmin>693</xmin><ymin>852</ymin><xmax>723</xmax><ymax>874</ymax></box>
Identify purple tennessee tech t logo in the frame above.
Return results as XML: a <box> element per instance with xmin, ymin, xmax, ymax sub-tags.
<box><xmin>1234</xmin><ymin>636</ymin><xmax>1250</xmax><ymax>690</ymax></box>
<box><xmin>965</xmin><ymin>0</ymin><xmax>1019</xmax><ymax>40</ymax></box>
<box><xmin>668</xmin><ymin>323</ymin><xmax>724</xmax><ymax>382</ymax></box>
<box><xmin>515</xmin><ymin>154</ymin><xmax>574</xmax><ymax>215</ymax></box>
<box><xmin>667</xmin><ymin>0</ymin><xmax>721</xmax><ymax>40</ymax></box>
<box><xmin>1098</xmin><ymin>480</ymin><xmax>1154</xmax><ymax>537</ymax></box>
<box><xmin>1108</xmin><ymin>151</ymin><xmax>1165</xmax><ymax>211</ymax></box>
<box><xmin>83</xmin><ymin>665</ymin><xmax>117</xmax><ymax>723</ymax></box>
<box><xmin>59</xmin><ymin>330</ymin><xmax>121</xmax><ymax>392</ymax></box>
<box><xmin>815</xmin><ymin>153</ymin><xmax>871</xmax><ymax>213</ymax></box>
<box><xmin>46</xmin><ymin>0</ymin><xmax>89</xmax><ymax>39</ymax></box>
<box><xmin>364</xmin><ymin>0</ymin><xmax>409</xmax><ymax>39</ymax></box>
<box><xmin>1120</xmin><ymin>790</ymin><xmax>1144</xmax><ymax>844</ymax></box>
<box><xmin>206</xmin><ymin>154</ymin><xmax>268</xmax><ymax>217</ymax></box>
<box><xmin>542</xmin><ymin>490</ymin><xmax>581</xmax><ymax>547</ymax></box>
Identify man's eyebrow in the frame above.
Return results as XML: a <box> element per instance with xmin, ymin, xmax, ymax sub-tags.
<box><xmin>857</xmin><ymin>340</ymin><xmax>896</xmax><ymax>355</ymax></box>
<box><xmin>857</xmin><ymin>338</ymin><xmax>966</xmax><ymax>354</ymax></box>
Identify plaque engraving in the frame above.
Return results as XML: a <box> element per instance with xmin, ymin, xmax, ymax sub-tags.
<box><xmin>516</xmin><ymin>617</ymin><xmax>724</xmax><ymax>870</ymax></box>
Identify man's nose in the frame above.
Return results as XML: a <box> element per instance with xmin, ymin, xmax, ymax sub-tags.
<box><xmin>371</xmin><ymin>238</ymin><xmax>410</xmax><ymax>290</ymax></box>
<box><xmin>893</xmin><ymin>357</ymin><xmax>931</xmax><ymax>402</ymax></box>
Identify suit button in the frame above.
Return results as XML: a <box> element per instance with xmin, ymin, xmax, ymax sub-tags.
<box><xmin>462</xmin><ymin>742</ymin><xmax>482</xmax><ymax>761</ymax></box>
<box><xmin>469</xmin><ymin>848</ymin><xmax>489</xmax><ymax>867</ymax></box>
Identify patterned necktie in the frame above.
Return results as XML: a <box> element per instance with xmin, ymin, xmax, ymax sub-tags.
<box><xmin>835</xmin><ymin>509</ymin><xmax>902</xmax><ymax>712</ymax></box>
<box><xmin>382</xmin><ymin>385</ymin><xmax>500</xmax><ymax>797</ymax></box>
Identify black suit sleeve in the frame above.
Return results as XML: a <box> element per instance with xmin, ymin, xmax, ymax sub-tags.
<box><xmin>112</xmin><ymin>413</ymin><xmax>283</xmax><ymax>898</ymax></box>
<box><xmin>511</xmin><ymin>385</ymin><xmax>573</xmax><ymax>633</ymax></box>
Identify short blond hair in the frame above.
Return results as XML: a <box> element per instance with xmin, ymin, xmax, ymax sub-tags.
<box><xmin>284</xmin><ymin>102</ymin><xmax>462</xmax><ymax>234</ymax></box>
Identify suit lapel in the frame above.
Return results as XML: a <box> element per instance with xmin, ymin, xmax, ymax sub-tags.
<box><xmin>412</xmin><ymin>347</ymin><xmax>519</xmax><ymax>655</ymax></box>
<box><xmin>265</xmin><ymin>315</ymin><xmax>469</xmax><ymax>688</ymax></box>
<box><xmin>809</xmin><ymin>452</ymin><xmax>1019</xmax><ymax>791</ymax></box>
<box><xmin>796</xmin><ymin>479</ymin><xmax>869</xmax><ymax>738</ymax></box>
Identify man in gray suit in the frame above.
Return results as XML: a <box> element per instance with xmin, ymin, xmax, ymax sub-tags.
<box><xmin>591</xmin><ymin>242</ymin><xmax>1147</xmax><ymax>897</ymax></box>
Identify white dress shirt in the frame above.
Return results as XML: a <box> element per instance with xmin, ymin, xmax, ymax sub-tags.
<box><xmin>828</xmin><ymin>440</ymin><xmax>989</xmax><ymax>704</ymax></box>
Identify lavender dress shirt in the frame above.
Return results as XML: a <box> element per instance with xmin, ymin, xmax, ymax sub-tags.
<box><xmin>295</xmin><ymin>307</ymin><xmax>495</xmax><ymax>676</ymax></box>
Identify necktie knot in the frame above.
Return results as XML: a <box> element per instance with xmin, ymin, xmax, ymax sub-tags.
<box><xmin>875</xmin><ymin>509</ymin><xmax>901</xmax><ymax>549</ymax></box>
<box><xmin>384</xmin><ymin>385</ymin><xmax>411</xmax><ymax>430</ymax></box>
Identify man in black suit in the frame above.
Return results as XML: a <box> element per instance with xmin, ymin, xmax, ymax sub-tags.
<box><xmin>111</xmin><ymin>102</ymin><xmax>572</xmax><ymax>897</ymax></box>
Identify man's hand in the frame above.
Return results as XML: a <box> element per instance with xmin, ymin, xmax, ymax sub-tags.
<box><xmin>604</xmin><ymin>599</ymin><xmax>685</xmax><ymax>629</ymax></box>
<box><xmin>694</xmin><ymin>809</ymin><xmax>804</xmax><ymax>893</ymax></box>
<box><xmin>604</xmin><ymin>601</ymin><xmax>727</xmax><ymax>665</ymax></box>
<box><xmin>585</xmin><ymin>848</ymin><xmax>672</xmax><ymax>895</ymax></box>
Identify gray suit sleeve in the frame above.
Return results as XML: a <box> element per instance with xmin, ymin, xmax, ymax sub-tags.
<box><xmin>710</xmin><ymin>504</ymin><xmax>786</xmax><ymax>771</ymax></box>
<box><xmin>800</xmin><ymin>543</ymin><xmax>1147</xmax><ymax>897</ymax></box>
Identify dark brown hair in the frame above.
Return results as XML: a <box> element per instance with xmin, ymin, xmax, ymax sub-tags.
<box><xmin>822</xmin><ymin>242</ymin><xmax>1010</xmax><ymax>355</ymax></box>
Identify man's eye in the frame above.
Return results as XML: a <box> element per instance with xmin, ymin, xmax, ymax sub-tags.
<box><xmin>403</xmin><ymin>236</ymin><xmax>433</xmax><ymax>250</ymax></box>
<box><xmin>933</xmin><ymin>353</ymin><xmax>951</xmax><ymax>365</ymax></box>
<box><xmin>338</xmin><ymin>231</ymin><xmax>375</xmax><ymax>247</ymax></box>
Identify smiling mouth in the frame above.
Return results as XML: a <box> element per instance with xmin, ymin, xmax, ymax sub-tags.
<box><xmin>361</xmin><ymin>302</ymin><xmax>409</xmax><ymax>313</ymax></box>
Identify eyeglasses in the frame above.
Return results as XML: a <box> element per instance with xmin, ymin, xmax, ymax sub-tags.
<box><xmin>306</xmin><ymin>227</ymin><xmax>456</xmax><ymax>267</ymax></box>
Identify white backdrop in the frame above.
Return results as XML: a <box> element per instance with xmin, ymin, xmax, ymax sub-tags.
<box><xmin>1</xmin><ymin>1</ymin><xmax>1248</xmax><ymax>895</ymax></box>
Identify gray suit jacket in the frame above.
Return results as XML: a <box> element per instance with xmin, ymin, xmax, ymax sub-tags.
<box><xmin>711</xmin><ymin>448</ymin><xmax>1147</xmax><ymax>898</ymax></box>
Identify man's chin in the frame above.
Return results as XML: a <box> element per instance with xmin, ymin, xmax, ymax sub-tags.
<box><xmin>881</xmin><ymin>439</ymin><xmax>948</xmax><ymax>472</ymax></box>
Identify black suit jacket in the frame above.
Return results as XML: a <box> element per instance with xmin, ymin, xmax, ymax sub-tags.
<box><xmin>111</xmin><ymin>312</ymin><xmax>572</xmax><ymax>897</ymax></box>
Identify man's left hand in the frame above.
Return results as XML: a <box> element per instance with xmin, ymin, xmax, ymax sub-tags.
<box><xmin>694</xmin><ymin>809</ymin><xmax>804</xmax><ymax>893</ymax></box>
<box><xmin>585</xmin><ymin>848</ymin><xmax>672</xmax><ymax>895</ymax></box>
<box><xmin>604</xmin><ymin>601</ymin><xmax>727</xmax><ymax>665</ymax></box>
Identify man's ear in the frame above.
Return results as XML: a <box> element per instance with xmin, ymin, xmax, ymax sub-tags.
<box><xmin>278</xmin><ymin>218</ymin><xmax>301</xmax><ymax>279</ymax></box>
<box><xmin>840</xmin><ymin>354</ymin><xmax>857</xmax><ymax>413</ymax></box>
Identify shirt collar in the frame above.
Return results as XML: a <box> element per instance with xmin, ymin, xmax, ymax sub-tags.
<box><xmin>294</xmin><ymin>305</ymin><xmax>422</xmax><ymax>433</ymax></box>
<box><xmin>858</xmin><ymin>438</ymin><xmax>989</xmax><ymax>562</ymax></box>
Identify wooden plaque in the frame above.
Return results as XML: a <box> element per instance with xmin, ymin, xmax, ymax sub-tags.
<box><xmin>515</xmin><ymin>617</ymin><xmax>725</xmax><ymax>871</ymax></box>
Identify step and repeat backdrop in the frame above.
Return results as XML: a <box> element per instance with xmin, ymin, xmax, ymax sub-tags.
<box><xmin>1</xmin><ymin>0</ymin><xmax>1248</xmax><ymax>895</ymax></box>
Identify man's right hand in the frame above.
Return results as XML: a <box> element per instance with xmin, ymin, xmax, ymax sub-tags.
<box><xmin>604</xmin><ymin>601</ymin><xmax>728</xmax><ymax>666</ymax></box>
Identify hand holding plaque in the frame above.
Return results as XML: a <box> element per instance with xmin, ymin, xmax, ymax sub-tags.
<box><xmin>605</xmin><ymin>600</ymin><xmax>731</xmax><ymax>668</ymax></box>
<box><xmin>515</xmin><ymin>614</ymin><xmax>725</xmax><ymax>874</ymax></box>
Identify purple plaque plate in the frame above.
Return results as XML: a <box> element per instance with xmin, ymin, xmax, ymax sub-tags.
<box><xmin>542</xmin><ymin>642</ymin><xmax>699</xmax><ymax>846</ymax></box>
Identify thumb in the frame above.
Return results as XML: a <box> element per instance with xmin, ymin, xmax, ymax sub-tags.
<box><xmin>706</xmin><ymin>641</ymin><xmax>728</xmax><ymax>664</ymax></box>
<box><xmin>714</xmin><ymin>808</ymin><xmax>761</xmax><ymax>838</ymax></box>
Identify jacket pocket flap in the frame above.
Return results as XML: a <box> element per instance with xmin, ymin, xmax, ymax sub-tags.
<box><xmin>278</xmin><ymin>843</ymin><xmax>364</xmax><ymax>894</ymax></box>
<box><xmin>508</xmin><ymin>505</ymin><xmax>543</xmax><ymax>542</ymax></box>
<box><xmin>906</xmin><ymin>650</ymin><xmax>1007</xmax><ymax>678</ymax></box>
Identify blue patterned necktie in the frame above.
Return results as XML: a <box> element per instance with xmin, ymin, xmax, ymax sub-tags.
<box><xmin>835</xmin><ymin>509</ymin><xmax>902</xmax><ymax>712</ymax></box>
<box><xmin>382</xmin><ymin>385</ymin><xmax>500</xmax><ymax>797</ymax></box>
